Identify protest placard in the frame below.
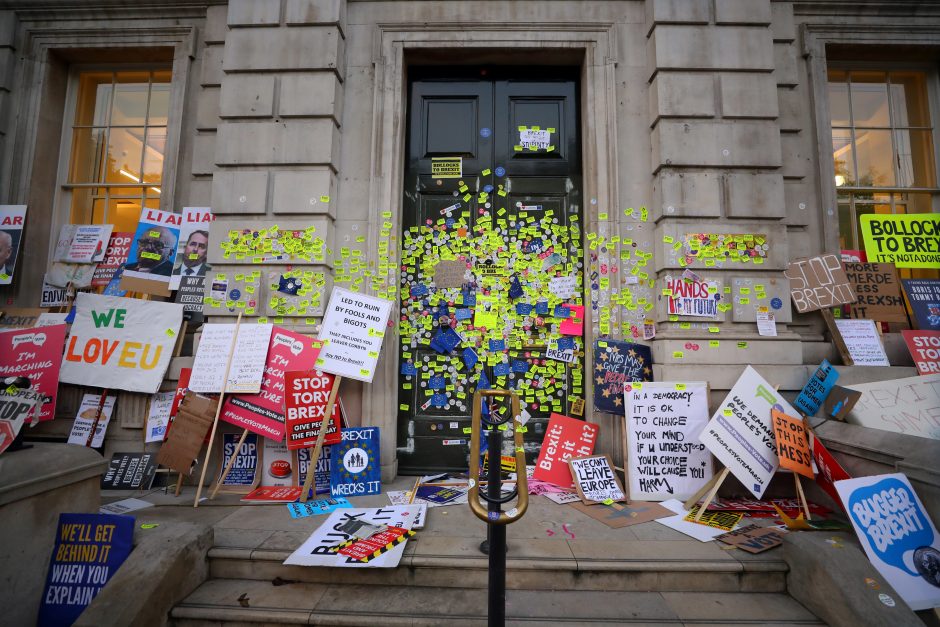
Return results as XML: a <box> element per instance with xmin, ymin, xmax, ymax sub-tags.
<box><xmin>842</xmin><ymin>262</ymin><xmax>907</xmax><ymax>322</ymax></box>
<box><xmin>846</xmin><ymin>373</ymin><xmax>940</xmax><ymax>441</ymax></box>
<box><xmin>569</xmin><ymin>455</ymin><xmax>626</xmax><ymax>504</ymax></box>
<box><xmin>92</xmin><ymin>232</ymin><xmax>133</xmax><ymax>287</ymax></box>
<box><xmin>261</xmin><ymin>437</ymin><xmax>295</xmax><ymax>487</ymax></box>
<box><xmin>0</xmin><ymin>308</ymin><xmax>45</xmax><ymax>329</ymax></box>
<box><xmin>68</xmin><ymin>394</ymin><xmax>116</xmax><ymax>448</ymax></box>
<box><xmin>59</xmin><ymin>294</ymin><xmax>183</xmax><ymax>393</ymax></box>
<box><xmin>189</xmin><ymin>323</ymin><xmax>273</xmax><ymax>394</ymax></box>
<box><xmin>52</xmin><ymin>224</ymin><xmax>113</xmax><ymax>264</ymax></box>
<box><xmin>298</xmin><ymin>443</ymin><xmax>333</xmax><ymax>495</ymax></box>
<box><xmin>626</xmin><ymin>382</ymin><xmax>713</xmax><ymax>501</ymax></box>
<box><xmin>771</xmin><ymin>409</ymin><xmax>813</xmax><ymax>479</ymax></box>
<box><xmin>835</xmin><ymin>473</ymin><xmax>940</xmax><ymax>611</ymax></box>
<box><xmin>0</xmin><ymin>388</ymin><xmax>43</xmax><ymax>454</ymax></box>
<box><xmin>811</xmin><ymin>436</ymin><xmax>851</xmax><ymax>512</ymax></box>
<box><xmin>283</xmin><ymin>506</ymin><xmax>421</xmax><ymax>568</ymax></box>
<box><xmin>241</xmin><ymin>486</ymin><xmax>302</xmax><ymax>503</ymax></box>
<box><xmin>101</xmin><ymin>452</ymin><xmax>157</xmax><ymax>490</ymax></box>
<box><xmin>285</xmin><ymin>369</ymin><xmax>342</xmax><ymax>449</ymax></box>
<box><xmin>823</xmin><ymin>385</ymin><xmax>863</xmax><ymax>421</ymax></box>
<box><xmin>40</xmin><ymin>276</ymin><xmax>70</xmax><ymax>307</ymax></box>
<box><xmin>682</xmin><ymin>506</ymin><xmax>744</xmax><ymax>532</ymax></box>
<box><xmin>315</xmin><ymin>287</ymin><xmax>393</xmax><ymax>382</ymax></box>
<box><xmin>219</xmin><ymin>433</ymin><xmax>258</xmax><ymax>487</ymax></box>
<box><xmin>0</xmin><ymin>324</ymin><xmax>66</xmax><ymax>421</ymax></box>
<box><xmin>593</xmin><ymin>339</ymin><xmax>653</xmax><ymax>415</ymax></box>
<box><xmin>699</xmin><ymin>366</ymin><xmax>799</xmax><ymax>498</ymax></box>
<box><xmin>793</xmin><ymin>360</ymin><xmax>839</xmax><ymax>417</ymax></box>
<box><xmin>903</xmin><ymin>330</ymin><xmax>940</xmax><ymax>375</ymax></box>
<box><xmin>834</xmin><ymin>319</ymin><xmax>890</xmax><ymax>366</ymax></box>
<box><xmin>330</xmin><ymin>427</ymin><xmax>381</xmax><ymax>497</ymax></box>
<box><xmin>169</xmin><ymin>207</ymin><xmax>214</xmax><ymax>290</ymax></box>
<box><xmin>569</xmin><ymin>500</ymin><xmax>672</xmax><ymax>529</ymax></box>
<box><xmin>656</xmin><ymin>499</ymin><xmax>738</xmax><ymax>542</ymax></box>
<box><xmin>0</xmin><ymin>205</ymin><xmax>26</xmax><ymax>285</ymax></box>
<box><xmin>860</xmin><ymin>214</ymin><xmax>940</xmax><ymax>269</ymax></box>
<box><xmin>784</xmin><ymin>253</ymin><xmax>855</xmax><ymax>314</ymax></box>
<box><xmin>145</xmin><ymin>391</ymin><xmax>174</xmax><ymax>443</ymax></box>
<box><xmin>664</xmin><ymin>275</ymin><xmax>719</xmax><ymax>318</ymax></box>
<box><xmin>716</xmin><ymin>524</ymin><xmax>785</xmax><ymax>554</ymax></box>
<box><xmin>903</xmin><ymin>279</ymin><xmax>940</xmax><ymax>331</ymax></box>
<box><xmin>157</xmin><ymin>392</ymin><xmax>216</xmax><ymax>475</ymax></box>
<box><xmin>120</xmin><ymin>208</ymin><xmax>182</xmax><ymax>296</ymax></box>
<box><xmin>533</xmin><ymin>413</ymin><xmax>599</xmax><ymax>488</ymax></box>
<box><xmin>37</xmin><ymin>514</ymin><xmax>134</xmax><ymax>627</ymax></box>
<box><xmin>288</xmin><ymin>497</ymin><xmax>351</xmax><ymax>518</ymax></box>
<box><xmin>433</xmin><ymin>259</ymin><xmax>467</xmax><ymax>288</ymax></box>
<box><xmin>221</xmin><ymin>327</ymin><xmax>319</xmax><ymax>440</ymax></box>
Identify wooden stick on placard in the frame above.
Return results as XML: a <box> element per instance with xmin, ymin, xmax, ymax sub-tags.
<box><xmin>84</xmin><ymin>389</ymin><xmax>110</xmax><ymax>448</ymax></box>
<box><xmin>683</xmin><ymin>468</ymin><xmax>723</xmax><ymax>511</ymax></box>
<box><xmin>694</xmin><ymin>467</ymin><xmax>730</xmax><ymax>523</ymax></box>
<box><xmin>194</xmin><ymin>312</ymin><xmax>243</xmax><ymax>508</ymax></box>
<box><xmin>299</xmin><ymin>375</ymin><xmax>342</xmax><ymax>503</ymax></box>
<box><xmin>820</xmin><ymin>309</ymin><xmax>854</xmax><ymax>366</ymax></box>
<box><xmin>794</xmin><ymin>472</ymin><xmax>812</xmax><ymax>521</ymax></box>
<box><xmin>211</xmin><ymin>428</ymin><xmax>250</xmax><ymax>499</ymax></box>
<box><xmin>620</xmin><ymin>412</ymin><xmax>630</xmax><ymax>493</ymax></box>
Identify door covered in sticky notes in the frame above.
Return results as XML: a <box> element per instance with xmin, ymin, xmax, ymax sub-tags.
<box><xmin>397</xmin><ymin>67</ymin><xmax>584</xmax><ymax>473</ymax></box>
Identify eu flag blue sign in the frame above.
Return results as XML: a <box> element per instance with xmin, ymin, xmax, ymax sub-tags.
<box><xmin>38</xmin><ymin>513</ymin><xmax>134</xmax><ymax>626</ymax></box>
<box><xmin>330</xmin><ymin>427</ymin><xmax>381</xmax><ymax>497</ymax></box>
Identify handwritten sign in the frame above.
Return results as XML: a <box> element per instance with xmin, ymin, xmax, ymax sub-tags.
<box><xmin>626</xmin><ymin>382</ymin><xmax>713</xmax><ymax>501</ymax></box>
<box><xmin>316</xmin><ymin>287</ymin><xmax>393</xmax><ymax>382</ymax></box>
<box><xmin>902</xmin><ymin>330</ymin><xmax>940</xmax><ymax>375</ymax></box>
<box><xmin>860</xmin><ymin>214</ymin><xmax>940</xmax><ymax>269</ymax></box>
<box><xmin>699</xmin><ymin>366</ymin><xmax>799</xmax><ymax>498</ymax></box>
<box><xmin>533</xmin><ymin>413</ymin><xmax>598</xmax><ymax>488</ymax></box>
<box><xmin>846</xmin><ymin>373</ymin><xmax>940</xmax><ymax>441</ymax></box>
<box><xmin>771</xmin><ymin>409</ymin><xmax>813</xmax><ymax>478</ymax></box>
<box><xmin>285</xmin><ymin>369</ymin><xmax>342</xmax><ymax>449</ymax></box>
<box><xmin>592</xmin><ymin>339</ymin><xmax>653</xmax><ymax>415</ymax></box>
<box><xmin>784</xmin><ymin>253</ymin><xmax>854</xmax><ymax>313</ymax></box>
<box><xmin>0</xmin><ymin>324</ymin><xmax>66</xmax><ymax>421</ymax></box>
<box><xmin>189</xmin><ymin>323</ymin><xmax>273</xmax><ymax>394</ymax></box>
<box><xmin>60</xmin><ymin>294</ymin><xmax>182</xmax><ymax>393</ymax></box>
<box><xmin>843</xmin><ymin>262</ymin><xmax>907</xmax><ymax>322</ymax></box>
<box><xmin>834</xmin><ymin>319</ymin><xmax>890</xmax><ymax>366</ymax></box>
<box><xmin>145</xmin><ymin>391</ymin><xmax>174</xmax><ymax>443</ymax></box>
<box><xmin>793</xmin><ymin>360</ymin><xmax>839</xmax><ymax>417</ymax></box>
<box><xmin>717</xmin><ymin>524</ymin><xmax>785</xmax><ymax>554</ymax></box>
<box><xmin>569</xmin><ymin>455</ymin><xmax>626</xmax><ymax>504</ymax></box>
<box><xmin>902</xmin><ymin>279</ymin><xmax>940</xmax><ymax>331</ymax></box>
<box><xmin>665</xmin><ymin>276</ymin><xmax>719</xmax><ymax>318</ymax></box>
<box><xmin>433</xmin><ymin>259</ymin><xmax>467</xmax><ymax>288</ymax></box>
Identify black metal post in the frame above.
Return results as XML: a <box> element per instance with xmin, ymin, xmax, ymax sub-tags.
<box><xmin>487</xmin><ymin>425</ymin><xmax>505</xmax><ymax>627</ymax></box>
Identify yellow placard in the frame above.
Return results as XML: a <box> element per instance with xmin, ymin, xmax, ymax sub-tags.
<box><xmin>860</xmin><ymin>214</ymin><xmax>940</xmax><ymax>268</ymax></box>
<box><xmin>431</xmin><ymin>157</ymin><xmax>462</xmax><ymax>179</ymax></box>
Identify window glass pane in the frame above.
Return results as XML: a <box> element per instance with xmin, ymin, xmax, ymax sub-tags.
<box><xmin>142</xmin><ymin>127</ymin><xmax>166</xmax><ymax>183</ymax></box>
<box><xmin>74</xmin><ymin>72</ymin><xmax>112</xmax><ymax>126</ymax></box>
<box><xmin>850</xmin><ymin>71</ymin><xmax>890</xmax><ymax>127</ymax></box>
<box><xmin>899</xmin><ymin>192</ymin><xmax>934</xmax><ymax>214</ymax></box>
<box><xmin>837</xmin><ymin>200</ymin><xmax>853</xmax><ymax>250</ymax></box>
<box><xmin>854</xmin><ymin>128</ymin><xmax>895</xmax><ymax>186</ymax></box>
<box><xmin>894</xmin><ymin>129</ymin><xmax>936</xmax><ymax>188</ymax></box>
<box><xmin>828</xmin><ymin>70</ymin><xmax>851</xmax><ymax>127</ymax></box>
<box><xmin>110</xmin><ymin>72</ymin><xmax>151</xmax><ymax>126</ymax></box>
<box><xmin>832</xmin><ymin>128</ymin><xmax>856</xmax><ymax>186</ymax></box>
<box><xmin>106</xmin><ymin>127</ymin><xmax>146</xmax><ymax>184</ymax></box>
<box><xmin>148</xmin><ymin>83</ymin><xmax>170</xmax><ymax>126</ymax></box>
<box><xmin>109</xmin><ymin>193</ymin><xmax>143</xmax><ymax>232</ymax></box>
<box><xmin>69</xmin><ymin>187</ymin><xmax>94</xmax><ymax>224</ymax></box>
<box><xmin>68</xmin><ymin>127</ymin><xmax>107</xmax><ymax>184</ymax></box>
<box><xmin>889</xmin><ymin>71</ymin><xmax>931</xmax><ymax>127</ymax></box>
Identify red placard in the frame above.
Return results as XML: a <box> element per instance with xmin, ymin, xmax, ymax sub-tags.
<box><xmin>0</xmin><ymin>325</ymin><xmax>67</xmax><ymax>422</ymax></box>
<box><xmin>811</xmin><ymin>436</ymin><xmax>851</xmax><ymax>512</ymax></box>
<box><xmin>284</xmin><ymin>370</ymin><xmax>341</xmax><ymax>450</ymax></box>
<box><xmin>902</xmin><ymin>330</ymin><xmax>940</xmax><ymax>376</ymax></box>
<box><xmin>240</xmin><ymin>486</ymin><xmax>303</xmax><ymax>503</ymax></box>
<box><xmin>221</xmin><ymin>328</ymin><xmax>322</xmax><ymax>441</ymax></box>
<box><xmin>170</xmin><ymin>367</ymin><xmax>192</xmax><ymax>418</ymax></box>
<box><xmin>92</xmin><ymin>231</ymin><xmax>133</xmax><ymax>287</ymax></box>
<box><xmin>532</xmin><ymin>412</ymin><xmax>599</xmax><ymax>488</ymax></box>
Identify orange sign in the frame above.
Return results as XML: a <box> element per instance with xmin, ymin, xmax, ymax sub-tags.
<box><xmin>771</xmin><ymin>409</ymin><xmax>813</xmax><ymax>478</ymax></box>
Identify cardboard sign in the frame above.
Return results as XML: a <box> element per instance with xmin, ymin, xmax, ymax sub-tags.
<box><xmin>59</xmin><ymin>294</ymin><xmax>183</xmax><ymax>394</ymax></box>
<box><xmin>189</xmin><ymin>323</ymin><xmax>273</xmax><ymax>394</ymax></box>
<box><xmin>665</xmin><ymin>276</ymin><xmax>719</xmax><ymax>318</ymax></box>
<box><xmin>100</xmin><ymin>452</ymin><xmax>157</xmax><ymax>490</ymax></box>
<box><xmin>0</xmin><ymin>324</ymin><xmax>66</xmax><ymax>421</ymax></box>
<box><xmin>0</xmin><ymin>205</ymin><xmax>26</xmax><ymax>284</ymax></box>
<box><xmin>811</xmin><ymin>436</ymin><xmax>851</xmax><ymax>512</ymax></box>
<box><xmin>569</xmin><ymin>455</ymin><xmax>626</xmax><ymax>504</ymax></box>
<box><xmin>0</xmin><ymin>388</ymin><xmax>43</xmax><ymax>454</ymax></box>
<box><xmin>37</xmin><ymin>514</ymin><xmax>134</xmax><ymax>627</ymax></box>
<box><xmin>860</xmin><ymin>214</ymin><xmax>940</xmax><ymax>269</ymax></box>
<box><xmin>533</xmin><ymin>413</ymin><xmax>599</xmax><ymax>488</ymax></box>
<box><xmin>53</xmin><ymin>224</ymin><xmax>113</xmax><ymax>264</ymax></box>
<box><xmin>169</xmin><ymin>207</ymin><xmax>214</xmax><ymax>290</ymax></box>
<box><xmin>834</xmin><ymin>319</ymin><xmax>890</xmax><ymax>366</ymax></box>
<box><xmin>903</xmin><ymin>279</ymin><xmax>940</xmax><ymax>331</ymax></box>
<box><xmin>433</xmin><ymin>259</ymin><xmax>467</xmax><ymax>288</ymax></box>
<box><xmin>569</xmin><ymin>500</ymin><xmax>672</xmax><ymax>529</ymax></box>
<box><xmin>316</xmin><ymin>287</ymin><xmax>393</xmax><ymax>382</ymax></box>
<box><xmin>626</xmin><ymin>382</ymin><xmax>713</xmax><ymax>501</ymax></box>
<box><xmin>717</xmin><ymin>524</ymin><xmax>785</xmax><ymax>554</ymax></box>
<box><xmin>771</xmin><ymin>409</ymin><xmax>813</xmax><ymax>478</ymax></box>
<box><xmin>284</xmin><ymin>369</ymin><xmax>341</xmax><ymax>449</ymax></box>
<box><xmin>824</xmin><ymin>385</ymin><xmax>863</xmax><ymax>421</ymax></box>
<box><xmin>592</xmin><ymin>339</ymin><xmax>653</xmax><ymax>415</ymax></box>
<box><xmin>699</xmin><ymin>366</ymin><xmax>799</xmax><ymax>498</ymax></box>
<box><xmin>835</xmin><ymin>473</ymin><xmax>940</xmax><ymax>611</ymax></box>
<box><xmin>120</xmin><ymin>208</ymin><xmax>182</xmax><ymax>296</ymax></box>
<box><xmin>784</xmin><ymin>253</ymin><xmax>854</xmax><ymax>313</ymax></box>
<box><xmin>92</xmin><ymin>231</ymin><xmax>133</xmax><ymax>287</ymax></box>
<box><xmin>330</xmin><ymin>426</ymin><xmax>381</xmax><ymax>497</ymax></box>
<box><xmin>846</xmin><ymin>374</ymin><xmax>940</xmax><ymax>441</ymax></box>
<box><xmin>221</xmin><ymin>327</ymin><xmax>319</xmax><ymax>440</ymax></box>
<box><xmin>903</xmin><ymin>330</ymin><xmax>940</xmax><ymax>375</ymax></box>
<box><xmin>68</xmin><ymin>394</ymin><xmax>116</xmax><ymax>448</ymax></box>
<box><xmin>156</xmin><ymin>392</ymin><xmax>216</xmax><ymax>474</ymax></box>
<box><xmin>219</xmin><ymin>433</ymin><xmax>258</xmax><ymax>486</ymax></box>
<box><xmin>794</xmin><ymin>360</ymin><xmax>839</xmax><ymax>417</ymax></box>
<box><xmin>145</xmin><ymin>391</ymin><xmax>174</xmax><ymax>443</ymax></box>
<box><xmin>843</xmin><ymin>262</ymin><xmax>907</xmax><ymax>322</ymax></box>
<box><xmin>0</xmin><ymin>307</ymin><xmax>46</xmax><ymax>329</ymax></box>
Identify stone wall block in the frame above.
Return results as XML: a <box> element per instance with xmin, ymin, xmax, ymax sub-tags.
<box><xmin>783</xmin><ymin>179</ymin><xmax>815</xmax><ymax>227</ymax></box>
<box><xmin>652</xmin><ymin>120</ymin><xmax>782</xmax><ymax>171</ymax></box>
<box><xmin>774</xmin><ymin>42</ymin><xmax>799</xmax><ymax>87</ymax></box>
<box><xmin>200</xmin><ymin>45</ymin><xmax>224</xmax><ymax>87</ymax></box>
<box><xmin>777</xmin><ymin>86</ymin><xmax>802</xmax><ymax>132</ymax></box>
<box><xmin>191</xmin><ymin>133</ymin><xmax>216</xmax><ymax>175</ymax></box>
<box><xmin>272</xmin><ymin>168</ymin><xmax>337</xmax><ymax>217</ymax></box>
<box><xmin>227</xmin><ymin>0</ymin><xmax>281</xmax><ymax>26</ymax></box>
<box><xmin>0</xmin><ymin>48</ymin><xmax>14</xmax><ymax>91</ymax></box>
<box><xmin>279</xmin><ymin>72</ymin><xmax>344</xmax><ymax>122</ymax></box>
<box><xmin>211</xmin><ymin>170</ymin><xmax>269</xmax><ymax>214</ymax></box>
<box><xmin>652</xmin><ymin>170</ymin><xmax>721</xmax><ymax>220</ymax></box>
<box><xmin>223</xmin><ymin>26</ymin><xmax>344</xmax><ymax>75</ymax></box>
<box><xmin>725</xmin><ymin>171</ymin><xmax>786</xmax><ymax>218</ymax></box>
<box><xmin>715</xmin><ymin>0</ymin><xmax>772</xmax><ymax>25</ymax></box>
<box><xmin>649</xmin><ymin>72</ymin><xmax>714</xmax><ymax>125</ymax></box>
<box><xmin>649</xmin><ymin>26</ymin><xmax>774</xmax><ymax>73</ymax></box>
<box><xmin>719</xmin><ymin>73</ymin><xmax>779</xmax><ymax>118</ymax></box>
<box><xmin>203</xmin><ymin>4</ymin><xmax>229</xmax><ymax>44</ymax></box>
<box><xmin>771</xmin><ymin>1</ymin><xmax>796</xmax><ymax>42</ymax></box>
<box><xmin>195</xmin><ymin>87</ymin><xmax>220</xmax><ymax>130</ymax></box>
<box><xmin>780</xmin><ymin>132</ymin><xmax>810</xmax><ymax>179</ymax></box>
<box><xmin>286</xmin><ymin>0</ymin><xmax>347</xmax><ymax>36</ymax></box>
<box><xmin>646</xmin><ymin>0</ymin><xmax>709</xmax><ymax>29</ymax></box>
<box><xmin>220</xmin><ymin>74</ymin><xmax>276</xmax><ymax>118</ymax></box>
<box><xmin>216</xmin><ymin>120</ymin><xmax>340</xmax><ymax>166</ymax></box>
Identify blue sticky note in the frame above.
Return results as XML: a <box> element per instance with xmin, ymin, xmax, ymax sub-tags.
<box><xmin>455</xmin><ymin>308</ymin><xmax>473</xmax><ymax>321</ymax></box>
<box><xmin>516</xmin><ymin>303</ymin><xmax>533</xmax><ymax>315</ymax></box>
<box><xmin>489</xmin><ymin>339</ymin><xmax>506</xmax><ymax>351</ymax></box>
<box><xmin>462</xmin><ymin>291</ymin><xmax>476</xmax><ymax>307</ymax></box>
<box><xmin>401</xmin><ymin>362</ymin><xmax>417</xmax><ymax>376</ymax></box>
<box><xmin>511</xmin><ymin>359</ymin><xmax>529</xmax><ymax>373</ymax></box>
<box><xmin>554</xmin><ymin>305</ymin><xmax>571</xmax><ymax>318</ymax></box>
<box><xmin>430</xmin><ymin>327</ymin><xmax>461</xmax><ymax>354</ymax></box>
<box><xmin>494</xmin><ymin>363</ymin><xmax>510</xmax><ymax>376</ymax></box>
<box><xmin>411</xmin><ymin>284</ymin><xmax>429</xmax><ymax>298</ymax></box>
<box><xmin>330</xmin><ymin>427</ymin><xmax>381</xmax><ymax>497</ymax></box>
<box><xmin>429</xmin><ymin>375</ymin><xmax>446</xmax><ymax>389</ymax></box>
<box><xmin>557</xmin><ymin>337</ymin><xmax>575</xmax><ymax>350</ymax></box>
<box><xmin>432</xmin><ymin>392</ymin><xmax>448</xmax><ymax>407</ymax></box>
<box><xmin>477</xmin><ymin>371</ymin><xmax>491</xmax><ymax>391</ymax></box>
<box><xmin>463</xmin><ymin>347</ymin><xmax>478</xmax><ymax>369</ymax></box>
<box><xmin>535</xmin><ymin>301</ymin><xmax>549</xmax><ymax>315</ymax></box>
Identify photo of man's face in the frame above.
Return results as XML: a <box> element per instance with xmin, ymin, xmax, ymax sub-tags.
<box><xmin>182</xmin><ymin>231</ymin><xmax>208</xmax><ymax>268</ymax></box>
<box><xmin>135</xmin><ymin>227</ymin><xmax>174</xmax><ymax>269</ymax></box>
<box><xmin>0</xmin><ymin>231</ymin><xmax>12</xmax><ymax>267</ymax></box>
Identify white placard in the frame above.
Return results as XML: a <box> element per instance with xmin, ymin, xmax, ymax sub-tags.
<box><xmin>169</xmin><ymin>207</ymin><xmax>214</xmax><ymax>290</ymax></box>
<box><xmin>570</xmin><ymin>455</ymin><xmax>625</xmax><ymax>503</ymax></box>
<box><xmin>53</xmin><ymin>224</ymin><xmax>114</xmax><ymax>263</ymax></box>
<box><xmin>519</xmin><ymin>129</ymin><xmax>551</xmax><ymax>150</ymax></box>
<box><xmin>0</xmin><ymin>205</ymin><xmax>27</xmax><ymax>285</ymax></box>
<box><xmin>59</xmin><ymin>293</ymin><xmax>183</xmax><ymax>393</ymax></box>
<box><xmin>756</xmin><ymin>310</ymin><xmax>777</xmax><ymax>337</ymax></box>
<box><xmin>145</xmin><ymin>391</ymin><xmax>175</xmax><ymax>443</ymax></box>
<box><xmin>626</xmin><ymin>382</ymin><xmax>713</xmax><ymax>501</ymax></box>
<box><xmin>548</xmin><ymin>275</ymin><xmax>578</xmax><ymax>299</ymax></box>
<box><xmin>846</xmin><ymin>373</ymin><xmax>940</xmax><ymax>441</ymax></box>
<box><xmin>189</xmin><ymin>323</ymin><xmax>273</xmax><ymax>394</ymax></box>
<box><xmin>99</xmin><ymin>498</ymin><xmax>154</xmax><ymax>515</ymax></box>
<box><xmin>316</xmin><ymin>287</ymin><xmax>393</xmax><ymax>382</ymax></box>
<box><xmin>698</xmin><ymin>366</ymin><xmax>798</xmax><ymax>499</ymax></box>
<box><xmin>835</xmin><ymin>319</ymin><xmax>890</xmax><ymax>366</ymax></box>
<box><xmin>655</xmin><ymin>498</ymin><xmax>737</xmax><ymax>542</ymax></box>
<box><xmin>835</xmin><ymin>473</ymin><xmax>940</xmax><ymax>611</ymax></box>
<box><xmin>68</xmin><ymin>394</ymin><xmax>116</xmax><ymax>448</ymax></box>
<box><xmin>284</xmin><ymin>506</ymin><xmax>421</xmax><ymax>568</ymax></box>
<box><xmin>40</xmin><ymin>275</ymin><xmax>69</xmax><ymax>308</ymax></box>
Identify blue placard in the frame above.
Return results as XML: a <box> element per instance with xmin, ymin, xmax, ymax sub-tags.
<box><xmin>592</xmin><ymin>339</ymin><xmax>653</xmax><ymax>416</ymax></box>
<box><xmin>298</xmin><ymin>445</ymin><xmax>332</xmax><ymax>495</ymax></box>
<box><xmin>220</xmin><ymin>433</ymin><xmax>258</xmax><ymax>486</ymax></box>
<box><xmin>903</xmin><ymin>279</ymin><xmax>940</xmax><ymax>330</ymax></box>
<box><xmin>330</xmin><ymin>427</ymin><xmax>381</xmax><ymax>497</ymax></box>
<box><xmin>38</xmin><ymin>513</ymin><xmax>135</xmax><ymax>627</ymax></box>
<box><xmin>794</xmin><ymin>359</ymin><xmax>839</xmax><ymax>417</ymax></box>
<box><xmin>287</xmin><ymin>497</ymin><xmax>351</xmax><ymax>518</ymax></box>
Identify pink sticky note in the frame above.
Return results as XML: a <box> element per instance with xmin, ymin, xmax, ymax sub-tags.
<box><xmin>559</xmin><ymin>305</ymin><xmax>584</xmax><ymax>336</ymax></box>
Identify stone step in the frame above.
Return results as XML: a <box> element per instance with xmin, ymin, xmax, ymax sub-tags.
<box><xmin>171</xmin><ymin>579</ymin><xmax>824</xmax><ymax>626</ymax></box>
